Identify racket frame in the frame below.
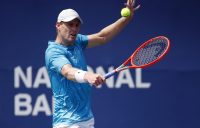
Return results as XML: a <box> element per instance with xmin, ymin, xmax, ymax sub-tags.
<box><xmin>104</xmin><ymin>36</ymin><xmax>170</xmax><ymax>79</ymax></box>
<box><xmin>130</xmin><ymin>36</ymin><xmax>170</xmax><ymax>68</ymax></box>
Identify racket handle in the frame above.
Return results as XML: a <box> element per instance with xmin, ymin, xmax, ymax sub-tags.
<box><xmin>104</xmin><ymin>70</ymin><xmax>116</xmax><ymax>79</ymax></box>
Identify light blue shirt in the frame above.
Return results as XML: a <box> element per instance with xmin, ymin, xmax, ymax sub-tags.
<box><xmin>45</xmin><ymin>34</ymin><xmax>93</xmax><ymax>127</ymax></box>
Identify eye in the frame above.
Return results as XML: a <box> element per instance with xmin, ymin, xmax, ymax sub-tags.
<box><xmin>76</xmin><ymin>23</ymin><xmax>80</xmax><ymax>27</ymax></box>
<box><xmin>68</xmin><ymin>23</ymin><xmax>73</xmax><ymax>27</ymax></box>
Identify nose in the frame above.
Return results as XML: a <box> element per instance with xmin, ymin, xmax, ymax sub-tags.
<box><xmin>71</xmin><ymin>25</ymin><xmax>79</xmax><ymax>33</ymax></box>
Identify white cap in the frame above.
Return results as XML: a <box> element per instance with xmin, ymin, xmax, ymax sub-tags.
<box><xmin>57</xmin><ymin>9</ymin><xmax>83</xmax><ymax>23</ymax></box>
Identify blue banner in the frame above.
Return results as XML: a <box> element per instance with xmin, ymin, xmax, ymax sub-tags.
<box><xmin>0</xmin><ymin>0</ymin><xmax>200</xmax><ymax>128</ymax></box>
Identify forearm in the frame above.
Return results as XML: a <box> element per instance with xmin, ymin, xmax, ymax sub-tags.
<box><xmin>61</xmin><ymin>64</ymin><xmax>78</xmax><ymax>81</ymax></box>
<box><xmin>98</xmin><ymin>16</ymin><xmax>132</xmax><ymax>43</ymax></box>
<box><xmin>87</xmin><ymin>16</ymin><xmax>133</xmax><ymax>48</ymax></box>
<box><xmin>61</xmin><ymin>64</ymin><xmax>104</xmax><ymax>86</ymax></box>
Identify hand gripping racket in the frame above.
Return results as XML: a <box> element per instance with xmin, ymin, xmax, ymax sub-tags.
<box><xmin>104</xmin><ymin>36</ymin><xmax>170</xmax><ymax>79</ymax></box>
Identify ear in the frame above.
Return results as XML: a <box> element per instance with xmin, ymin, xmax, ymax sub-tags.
<box><xmin>55</xmin><ymin>22</ymin><xmax>61</xmax><ymax>29</ymax></box>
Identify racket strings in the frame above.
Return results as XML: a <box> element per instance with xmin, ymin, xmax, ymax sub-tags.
<box><xmin>132</xmin><ymin>38</ymin><xmax>168</xmax><ymax>66</ymax></box>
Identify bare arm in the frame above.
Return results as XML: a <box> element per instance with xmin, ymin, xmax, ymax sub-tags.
<box><xmin>61</xmin><ymin>64</ymin><xmax>104</xmax><ymax>86</ymax></box>
<box><xmin>87</xmin><ymin>17</ymin><xmax>132</xmax><ymax>48</ymax></box>
<box><xmin>87</xmin><ymin>0</ymin><xmax>137</xmax><ymax>48</ymax></box>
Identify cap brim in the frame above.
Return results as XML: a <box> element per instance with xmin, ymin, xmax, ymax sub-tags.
<box><xmin>58</xmin><ymin>16</ymin><xmax>83</xmax><ymax>24</ymax></box>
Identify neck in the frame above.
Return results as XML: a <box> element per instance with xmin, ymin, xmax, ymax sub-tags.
<box><xmin>55</xmin><ymin>36</ymin><xmax>73</xmax><ymax>46</ymax></box>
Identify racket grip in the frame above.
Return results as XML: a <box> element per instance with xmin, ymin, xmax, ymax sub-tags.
<box><xmin>104</xmin><ymin>70</ymin><xmax>116</xmax><ymax>79</ymax></box>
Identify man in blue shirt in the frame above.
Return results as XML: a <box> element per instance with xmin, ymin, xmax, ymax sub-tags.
<box><xmin>45</xmin><ymin>0</ymin><xmax>139</xmax><ymax>127</ymax></box>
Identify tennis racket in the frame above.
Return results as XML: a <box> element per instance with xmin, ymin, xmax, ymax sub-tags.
<box><xmin>104</xmin><ymin>36</ymin><xmax>170</xmax><ymax>79</ymax></box>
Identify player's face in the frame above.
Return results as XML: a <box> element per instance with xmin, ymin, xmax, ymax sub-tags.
<box><xmin>57</xmin><ymin>19</ymin><xmax>81</xmax><ymax>45</ymax></box>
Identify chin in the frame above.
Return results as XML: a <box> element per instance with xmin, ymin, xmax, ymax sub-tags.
<box><xmin>68</xmin><ymin>36</ymin><xmax>76</xmax><ymax>41</ymax></box>
<box><xmin>68</xmin><ymin>39</ymin><xmax>76</xmax><ymax>43</ymax></box>
<box><xmin>66</xmin><ymin>39</ymin><xmax>75</xmax><ymax>45</ymax></box>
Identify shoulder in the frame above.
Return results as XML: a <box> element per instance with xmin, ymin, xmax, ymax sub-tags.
<box><xmin>45</xmin><ymin>41</ymin><xmax>65</xmax><ymax>57</ymax></box>
<box><xmin>75</xmin><ymin>34</ymin><xmax>89</xmax><ymax>49</ymax></box>
<box><xmin>76</xmin><ymin>34</ymin><xmax>88</xmax><ymax>42</ymax></box>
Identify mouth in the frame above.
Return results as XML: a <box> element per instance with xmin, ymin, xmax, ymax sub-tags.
<box><xmin>70</xmin><ymin>34</ymin><xmax>77</xmax><ymax>38</ymax></box>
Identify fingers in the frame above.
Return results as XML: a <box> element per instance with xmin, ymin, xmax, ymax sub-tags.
<box><xmin>126</xmin><ymin>0</ymin><xmax>134</xmax><ymax>6</ymax></box>
<box><xmin>126</xmin><ymin>0</ymin><xmax>132</xmax><ymax>7</ymax></box>
<box><xmin>93</xmin><ymin>75</ymin><xmax>105</xmax><ymax>87</ymax></box>
<box><xmin>85</xmin><ymin>72</ymin><xmax>105</xmax><ymax>87</ymax></box>
<box><xmin>124</xmin><ymin>0</ymin><xmax>140</xmax><ymax>11</ymax></box>
<box><xmin>132</xmin><ymin>0</ymin><xmax>135</xmax><ymax>6</ymax></box>
<box><xmin>134</xmin><ymin>4</ymin><xmax>141</xmax><ymax>11</ymax></box>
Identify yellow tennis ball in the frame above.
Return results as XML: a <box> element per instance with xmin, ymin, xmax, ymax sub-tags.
<box><xmin>121</xmin><ymin>8</ymin><xmax>131</xmax><ymax>17</ymax></box>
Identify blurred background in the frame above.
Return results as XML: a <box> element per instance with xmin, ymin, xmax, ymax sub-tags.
<box><xmin>0</xmin><ymin>0</ymin><xmax>200</xmax><ymax>128</ymax></box>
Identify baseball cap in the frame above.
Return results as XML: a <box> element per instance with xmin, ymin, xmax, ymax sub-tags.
<box><xmin>57</xmin><ymin>9</ymin><xmax>83</xmax><ymax>24</ymax></box>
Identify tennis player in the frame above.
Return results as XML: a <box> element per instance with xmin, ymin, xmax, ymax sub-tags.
<box><xmin>45</xmin><ymin>0</ymin><xmax>138</xmax><ymax>128</ymax></box>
